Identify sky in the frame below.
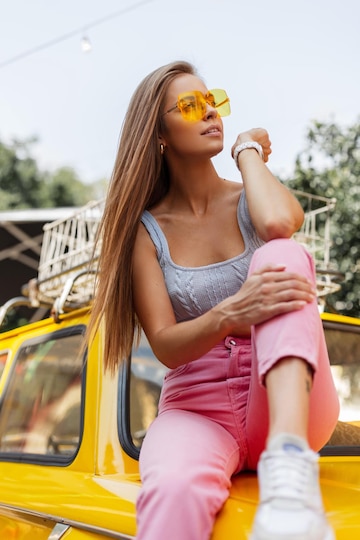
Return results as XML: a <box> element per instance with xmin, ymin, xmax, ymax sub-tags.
<box><xmin>0</xmin><ymin>0</ymin><xmax>359</xmax><ymax>190</ymax></box>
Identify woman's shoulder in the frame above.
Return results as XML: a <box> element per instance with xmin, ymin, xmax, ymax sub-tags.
<box><xmin>222</xmin><ymin>179</ymin><xmax>244</xmax><ymax>206</ymax></box>
<box><xmin>134</xmin><ymin>218</ymin><xmax>158</xmax><ymax>258</ymax></box>
<box><xmin>224</xmin><ymin>178</ymin><xmax>243</xmax><ymax>190</ymax></box>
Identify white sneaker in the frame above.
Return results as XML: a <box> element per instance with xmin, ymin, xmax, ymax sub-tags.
<box><xmin>250</xmin><ymin>433</ymin><xmax>335</xmax><ymax>540</ymax></box>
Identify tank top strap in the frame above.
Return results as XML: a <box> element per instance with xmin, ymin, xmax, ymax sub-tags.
<box><xmin>140</xmin><ymin>210</ymin><xmax>170</xmax><ymax>267</ymax></box>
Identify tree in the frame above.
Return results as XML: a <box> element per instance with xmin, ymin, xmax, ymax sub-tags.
<box><xmin>45</xmin><ymin>167</ymin><xmax>96</xmax><ymax>207</ymax></box>
<box><xmin>0</xmin><ymin>138</ymin><xmax>97</xmax><ymax>209</ymax></box>
<box><xmin>285</xmin><ymin>119</ymin><xmax>360</xmax><ymax>317</ymax></box>
<box><xmin>0</xmin><ymin>137</ymin><xmax>48</xmax><ymax>209</ymax></box>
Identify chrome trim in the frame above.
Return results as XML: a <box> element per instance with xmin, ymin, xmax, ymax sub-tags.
<box><xmin>48</xmin><ymin>523</ymin><xmax>70</xmax><ymax>539</ymax></box>
<box><xmin>0</xmin><ymin>503</ymin><xmax>135</xmax><ymax>539</ymax></box>
<box><xmin>0</xmin><ymin>296</ymin><xmax>32</xmax><ymax>326</ymax></box>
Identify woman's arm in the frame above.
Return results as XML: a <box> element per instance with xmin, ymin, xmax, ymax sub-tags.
<box><xmin>132</xmin><ymin>223</ymin><xmax>315</xmax><ymax>369</ymax></box>
<box><xmin>232</xmin><ymin>128</ymin><xmax>304</xmax><ymax>241</ymax></box>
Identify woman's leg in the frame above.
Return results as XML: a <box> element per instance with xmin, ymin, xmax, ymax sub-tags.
<box><xmin>136</xmin><ymin>409</ymin><xmax>240</xmax><ymax>540</ymax></box>
<box><xmin>245</xmin><ymin>238</ymin><xmax>339</xmax><ymax>540</ymax></box>
<box><xmin>246</xmin><ymin>238</ymin><xmax>339</xmax><ymax>466</ymax></box>
<box><xmin>265</xmin><ymin>356</ymin><xmax>312</xmax><ymax>440</ymax></box>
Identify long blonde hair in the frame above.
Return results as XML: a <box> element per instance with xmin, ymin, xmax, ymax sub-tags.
<box><xmin>87</xmin><ymin>60</ymin><xmax>197</xmax><ymax>372</ymax></box>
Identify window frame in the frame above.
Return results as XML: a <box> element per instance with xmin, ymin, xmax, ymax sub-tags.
<box><xmin>118</xmin><ymin>338</ymin><xmax>167</xmax><ymax>461</ymax></box>
<box><xmin>118</xmin><ymin>357</ymin><xmax>137</xmax><ymax>459</ymax></box>
<box><xmin>0</xmin><ymin>349</ymin><xmax>9</xmax><ymax>383</ymax></box>
<box><xmin>321</xmin><ymin>319</ymin><xmax>360</xmax><ymax>457</ymax></box>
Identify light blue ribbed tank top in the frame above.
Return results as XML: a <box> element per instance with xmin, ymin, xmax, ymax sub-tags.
<box><xmin>141</xmin><ymin>190</ymin><xmax>264</xmax><ymax>322</ymax></box>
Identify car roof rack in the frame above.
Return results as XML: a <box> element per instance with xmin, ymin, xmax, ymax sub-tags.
<box><xmin>20</xmin><ymin>199</ymin><xmax>105</xmax><ymax>323</ymax></box>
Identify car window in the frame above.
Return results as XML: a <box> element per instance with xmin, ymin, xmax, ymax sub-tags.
<box><xmin>127</xmin><ymin>333</ymin><xmax>167</xmax><ymax>450</ymax></box>
<box><xmin>0</xmin><ymin>327</ymin><xmax>85</xmax><ymax>461</ymax></box>
<box><xmin>324</xmin><ymin>321</ymin><xmax>360</xmax><ymax>449</ymax></box>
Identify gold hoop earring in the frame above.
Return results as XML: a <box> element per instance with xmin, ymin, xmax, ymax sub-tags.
<box><xmin>160</xmin><ymin>143</ymin><xmax>165</xmax><ymax>155</ymax></box>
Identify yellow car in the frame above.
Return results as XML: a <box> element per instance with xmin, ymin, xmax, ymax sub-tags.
<box><xmin>0</xmin><ymin>197</ymin><xmax>359</xmax><ymax>540</ymax></box>
<box><xmin>0</xmin><ymin>291</ymin><xmax>359</xmax><ymax>539</ymax></box>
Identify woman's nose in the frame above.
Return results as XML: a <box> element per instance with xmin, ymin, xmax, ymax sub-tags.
<box><xmin>204</xmin><ymin>105</ymin><xmax>219</xmax><ymax>120</ymax></box>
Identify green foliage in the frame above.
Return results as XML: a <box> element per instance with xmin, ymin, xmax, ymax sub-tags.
<box><xmin>46</xmin><ymin>167</ymin><xmax>95</xmax><ymax>207</ymax></box>
<box><xmin>0</xmin><ymin>137</ymin><xmax>47</xmax><ymax>209</ymax></box>
<box><xmin>0</xmin><ymin>138</ymin><xmax>97</xmax><ymax>209</ymax></box>
<box><xmin>286</xmin><ymin>119</ymin><xmax>360</xmax><ymax>317</ymax></box>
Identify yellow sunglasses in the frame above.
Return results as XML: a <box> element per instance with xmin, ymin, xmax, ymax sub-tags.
<box><xmin>163</xmin><ymin>89</ymin><xmax>231</xmax><ymax>122</ymax></box>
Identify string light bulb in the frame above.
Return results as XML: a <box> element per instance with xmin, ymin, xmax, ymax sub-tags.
<box><xmin>81</xmin><ymin>35</ymin><xmax>92</xmax><ymax>53</ymax></box>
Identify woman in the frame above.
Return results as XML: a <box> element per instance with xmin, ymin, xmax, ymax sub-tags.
<box><xmin>88</xmin><ymin>60</ymin><xmax>339</xmax><ymax>540</ymax></box>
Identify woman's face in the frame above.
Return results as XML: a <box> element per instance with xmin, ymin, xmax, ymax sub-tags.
<box><xmin>160</xmin><ymin>74</ymin><xmax>224</xmax><ymax>162</ymax></box>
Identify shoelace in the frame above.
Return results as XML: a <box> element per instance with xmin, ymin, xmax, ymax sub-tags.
<box><xmin>262</xmin><ymin>450</ymin><xmax>318</xmax><ymax>503</ymax></box>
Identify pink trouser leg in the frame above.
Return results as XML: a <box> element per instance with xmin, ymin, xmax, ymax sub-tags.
<box><xmin>136</xmin><ymin>410</ymin><xmax>240</xmax><ymax>540</ymax></box>
<box><xmin>245</xmin><ymin>238</ymin><xmax>340</xmax><ymax>468</ymax></box>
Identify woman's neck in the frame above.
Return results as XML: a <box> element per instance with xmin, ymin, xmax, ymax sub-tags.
<box><xmin>165</xmin><ymin>160</ymin><xmax>224</xmax><ymax>216</ymax></box>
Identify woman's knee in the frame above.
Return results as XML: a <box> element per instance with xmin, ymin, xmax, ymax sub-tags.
<box><xmin>251</xmin><ymin>238</ymin><xmax>314</xmax><ymax>271</ymax></box>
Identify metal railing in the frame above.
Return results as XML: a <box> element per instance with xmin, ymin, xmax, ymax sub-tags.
<box><xmin>35</xmin><ymin>199</ymin><xmax>105</xmax><ymax>308</ymax></box>
<box><xmin>291</xmin><ymin>190</ymin><xmax>342</xmax><ymax>301</ymax></box>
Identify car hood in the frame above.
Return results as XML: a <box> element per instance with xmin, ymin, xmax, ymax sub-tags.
<box><xmin>212</xmin><ymin>458</ymin><xmax>360</xmax><ymax>539</ymax></box>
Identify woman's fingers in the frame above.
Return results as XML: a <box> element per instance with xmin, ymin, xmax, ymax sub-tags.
<box><xmin>231</xmin><ymin>267</ymin><xmax>317</xmax><ymax>326</ymax></box>
<box><xmin>252</xmin><ymin>265</ymin><xmax>315</xmax><ymax>292</ymax></box>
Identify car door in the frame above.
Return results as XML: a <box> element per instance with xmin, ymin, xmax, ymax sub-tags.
<box><xmin>0</xmin><ymin>318</ymin><xmax>87</xmax><ymax>539</ymax></box>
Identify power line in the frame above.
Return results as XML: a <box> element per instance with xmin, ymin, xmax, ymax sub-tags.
<box><xmin>0</xmin><ymin>0</ymin><xmax>154</xmax><ymax>69</ymax></box>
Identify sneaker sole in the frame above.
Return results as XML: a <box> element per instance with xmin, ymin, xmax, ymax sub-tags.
<box><xmin>250</xmin><ymin>524</ymin><xmax>335</xmax><ymax>540</ymax></box>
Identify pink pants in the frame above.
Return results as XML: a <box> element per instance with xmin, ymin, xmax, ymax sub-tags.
<box><xmin>136</xmin><ymin>239</ymin><xmax>340</xmax><ymax>540</ymax></box>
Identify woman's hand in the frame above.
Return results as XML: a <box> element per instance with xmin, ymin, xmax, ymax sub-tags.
<box><xmin>232</xmin><ymin>128</ymin><xmax>272</xmax><ymax>163</ymax></box>
<box><xmin>215</xmin><ymin>264</ymin><xmax>316</xmax><ymax>335</ymax></box>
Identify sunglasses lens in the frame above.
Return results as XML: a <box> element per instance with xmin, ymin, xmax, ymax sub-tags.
<box><xmin>176</xmin><ymin>89</ymin><xmax>231</xmax><ymax>122</ymax></box>
<box><xmin>178</xmin><ymin>91</ymin><xmax>206</xmax><ymax>122</ymax></box>
<box><xmin>208</xmin><ymin>89</ymin><xmax>231</xmax><ymax>117</ymax></box>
